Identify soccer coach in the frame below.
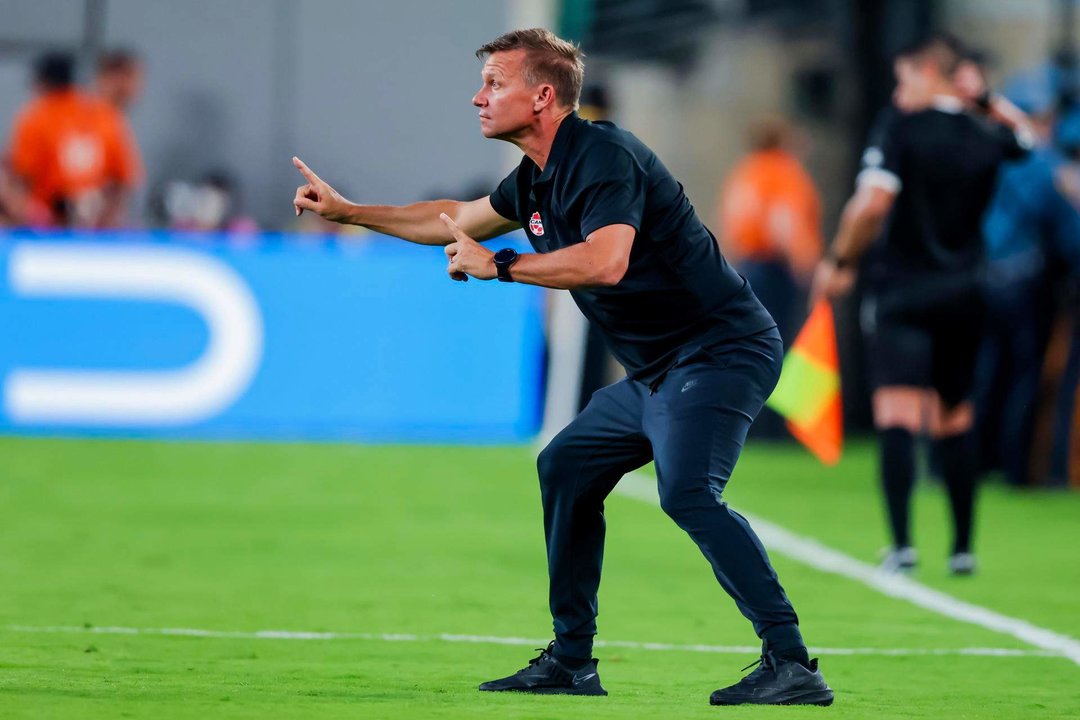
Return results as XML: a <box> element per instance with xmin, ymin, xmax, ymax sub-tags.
<box><xmin>292</xmin><ymin>28</ymin><xmax>832</xmax><ymax>707</ymax></box>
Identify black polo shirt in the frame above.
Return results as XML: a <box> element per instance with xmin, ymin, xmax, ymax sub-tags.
<box><xmin>857</xmin><ymin>101</ymin><xmax>1031</xmax><ymax>290</ymax></box>
<box><xmin>489</xmin><ymin>113</ymin><xmax>775</xmax><ymax>385</ymax></box>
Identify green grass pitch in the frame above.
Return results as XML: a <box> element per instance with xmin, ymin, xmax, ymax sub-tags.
<box><xmin>1</xmin><ymin>436</ymin><xmax>1077</xmax><ymax>718</ymax></box>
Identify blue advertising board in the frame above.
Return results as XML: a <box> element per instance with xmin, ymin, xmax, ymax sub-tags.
<box><xmin>0</xmin><ymin>231</ymin><xmax>546</xmax><ymax>442</ymax></box>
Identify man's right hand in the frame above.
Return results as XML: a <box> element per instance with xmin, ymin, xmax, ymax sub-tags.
<box><xmin>292</xmin><ymin>156</ymin><xmax>350</xmax><ymax>222</ymax></box>
<box><xmin>809</xmin><ymin>258</ymin><xmax>856</xmax><ymax>308</ymax></box>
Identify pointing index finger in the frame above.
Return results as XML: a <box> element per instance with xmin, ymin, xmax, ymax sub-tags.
<box><xmin>292</xmin><ymin>156</ymin><xmax>322</xmax><ymax>185</ymax></box>
<box><xmin>439</xmin><ymin>213</ymin><xmax>469</xmax><ymax>240</ymax></box>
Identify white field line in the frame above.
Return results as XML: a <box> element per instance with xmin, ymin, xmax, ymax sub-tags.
<box><xmin>615</xmin><ymin>471</ymin><xmax>1080</xmax><ymax>667</ymax></box>
<box><xmin>2</xmin><ymin>624</ymin><xmax>1062</xmax><ymax>659</ymax></box>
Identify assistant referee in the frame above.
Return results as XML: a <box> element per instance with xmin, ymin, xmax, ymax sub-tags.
<box><xmin>293</xmin><ymin>28</ymin><xmax>832</xmax><ymax>707</ymax></box>
<box><xmin>812</xmin><ymin>34</ymin><xmax>1033</xmax><ymax>575</ymax></box>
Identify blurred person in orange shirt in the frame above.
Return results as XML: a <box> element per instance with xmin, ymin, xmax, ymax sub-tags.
<box><xmin>718</xmin><ymin>115</ymin><xmax>823</xmax><ymax>346</ymax></box>
<box><xmin>6</xmin><ymin>52</ymin><xmax>142</xmax><ymax>228</ymax></box>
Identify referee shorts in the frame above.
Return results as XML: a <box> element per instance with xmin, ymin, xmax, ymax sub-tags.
<box><xmin>862</xmin><ymin>280</ymin><xmax>986</xmax><ymax>408</ymax></box>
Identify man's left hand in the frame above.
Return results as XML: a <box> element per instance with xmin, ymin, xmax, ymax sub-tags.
<box><xmin>953</xmin><ymin>60</ymin><xmax>989</xmax><ymax>107</ymax></box>
<box><xmin>441</xmin><ymin>213</ymin><xmax>496</xmax><ymax>281</ymax></box>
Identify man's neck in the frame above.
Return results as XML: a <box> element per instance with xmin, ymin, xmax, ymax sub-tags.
<box><xmin>506</xmin><ymin>108</ymin><xmax>574</xmax><ymax>170</ymax></box>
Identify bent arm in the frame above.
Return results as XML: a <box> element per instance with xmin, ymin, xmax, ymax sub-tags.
<box><xmin>344</xmin><ymin>196</ymin><xmax>519</xmax><ymax>245</ymax></box>
<box><xmin>829</xmin><ymin>184</ymin><xmax>896</xmax><ymax>265</ymax></box>
<box><xmin>509</xmin><ymin>224</ymin><xmax>634</xmax><ymax>289</ymax></box>
<box><xmin>986</xmin><ymin>95</ymin><xmax>1036</xmax><ymax>150</ymax></box>
<box><xmin>809</xmin><ymin>183</ymin><xmax>894</xmax><ymax>304</ymax></box>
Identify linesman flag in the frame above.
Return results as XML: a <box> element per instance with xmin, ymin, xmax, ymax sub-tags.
<box><xmin>766</xmin><ymin>300</ymin><xmax>843</xmax><ymax>465</ymax></box>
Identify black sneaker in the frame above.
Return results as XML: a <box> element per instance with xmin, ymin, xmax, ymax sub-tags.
<box><xmin>478</xmin><ymin>642</ymin><xmax>607</xmax><ymax>696</ymax></box>
<box><xmin>710</xmin><ymin>652</ymin><xmax>833</xmax><ymax>706</ymax></box>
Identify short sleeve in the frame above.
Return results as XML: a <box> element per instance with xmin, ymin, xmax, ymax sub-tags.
<box><xmin>488</xmin><ymin>167</ymin><xmax>519</xmax><ymax>222</ymax></box>
<box><xmin>856</xmin><ymin>108</ymin><xmax>904</xmax><ymax>194</ymax></box>
<box><xmin>574</xmin><ymin>143</ymin><xmax>646</xmax><ymax>239</ymax></box>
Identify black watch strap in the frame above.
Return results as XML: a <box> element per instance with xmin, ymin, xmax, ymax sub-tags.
<box><xmin>826</xmin><ymin>250</ymin><xmax>855</xmax><ymax>270</ymax></box>
<box><xmin>494</xmin><ymin>248</ymin><xmax>519</xmax><ymax>282</ymax></box>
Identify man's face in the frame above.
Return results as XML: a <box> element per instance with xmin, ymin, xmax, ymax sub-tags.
<box><xmin>892</xmin><ymin>58</ymin><xmax>934</xmax><ymax>112</ymax></box>
<box><xmin>473</xmin><ymin>50</ymin><xmax>538</xmax><ymax>139</ymax></box>
<box><xmin>98</xmin><ymin>65</ymin><xmax>144</xmax><ymax>110</ymax></box>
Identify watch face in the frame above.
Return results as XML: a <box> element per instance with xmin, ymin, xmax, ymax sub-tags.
<box><xmin>494</xmin><ymin>248</ymin><xmax>517</xmax><ymax>264</ymax></box>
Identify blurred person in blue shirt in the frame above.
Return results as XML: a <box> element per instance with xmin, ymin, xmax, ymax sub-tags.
<box><xmin>1045</xmin><ymin>110</ymin><xmax>1080</xmax><ymax>486</ymax></box>
<box><xmin>975</xmin><ymin>77</ymin><xmax>1080</xmax><ymax>486</ymax></box>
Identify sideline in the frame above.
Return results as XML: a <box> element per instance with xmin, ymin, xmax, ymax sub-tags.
<box><xmin>3</xmin><ymin>625</ymin><xmax>1063</xmax><ymax>659</ymax></box>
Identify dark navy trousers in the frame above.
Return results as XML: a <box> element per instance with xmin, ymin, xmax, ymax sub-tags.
<box><xmin>537</xmin><ymin>329</ymin><xmax>803</xmax><ymax>659</ymax></box>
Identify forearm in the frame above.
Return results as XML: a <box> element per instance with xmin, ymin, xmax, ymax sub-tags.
<box><xmin>98</xmin><ymin>186</ymin><xmax>130</xmax><ymax>228</ymax></box>
<box><xmin>830</xmin><ymin>199</ymin><xmax>885</xmax><ymax>265</ymax></box>
<box><xmin>986</xmin><ymin>95</ymin><xmax>1036</xmax><ymax>146</ymax></box>
<box><xmin>510</xmin><ymin>242</ymin><xmax>626</xmax><ymax>290</ymax></box>
<box><xmin>0</xmin><ymin>180</ymin><xmax>26</xmax><ymax>225</ymax></box>
<box><xmin>343</xmin><ymin>199</ymin><xmax>462</xmax><ymax>245</ymax></box>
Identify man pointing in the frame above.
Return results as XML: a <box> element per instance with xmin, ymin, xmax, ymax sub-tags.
<box><xmin>293</xmin><ymin>28</ymin><xmax>832</xmax><ymax>707</ymax></box>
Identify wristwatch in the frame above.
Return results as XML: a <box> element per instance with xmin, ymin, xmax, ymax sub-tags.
<box><xmin>493</xmin><ymin>247</ymin><xmax>520</xmax><ymax>282</ymax></box>
<box><xmin>826</xmin><ymin>250</ymin><xmax>855</xmax><ymax>270</ymax></box>
<box><xmin>974</xmin><ymin>90</ymin><xmax>994</xmax><ymax>113</ymax></box>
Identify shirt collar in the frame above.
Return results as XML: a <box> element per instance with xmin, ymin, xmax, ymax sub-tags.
<box><xmin>534</xmin><ymin>112</ymin><xmax>584</xmax><ymax>185</ymax></box>
<box><xmin>931</xmin><ymin>95</ymin><xmax>965</xmax><ymax>114</ymax></box>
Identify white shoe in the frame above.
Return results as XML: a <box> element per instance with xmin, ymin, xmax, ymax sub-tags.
<box><xmin>880</xmin><ymin>546</ymin><xmax>918</xmax><ymax>573</ymax></box>
<box><xmin>949</xmin><ymin>552</ymin><xmax>977</xmax><ymax>576</ymax></box>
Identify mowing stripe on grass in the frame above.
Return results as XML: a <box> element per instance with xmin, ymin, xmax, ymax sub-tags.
<box><xmin>615</xmin><ymin>472</ymin><xmax>1080</xmax><ymax>667</ymax></box>
<box><xmin>3</xmin><ymin>625</ymin><xmax>1063</xmax><ymax>659</ymax></box>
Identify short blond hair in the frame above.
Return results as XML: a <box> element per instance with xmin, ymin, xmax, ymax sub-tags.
<box><xmin>476</xmin><ymin>28</ymin><xmax>585</xmax><ymax>110</ymax></box>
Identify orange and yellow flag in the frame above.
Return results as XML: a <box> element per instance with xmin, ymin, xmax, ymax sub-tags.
<box><xmin>766</xmin><ymin>300</ymin><xmax>843</xmax><ymax>465</ymax></box>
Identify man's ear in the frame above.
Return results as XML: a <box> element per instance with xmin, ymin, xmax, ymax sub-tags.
<box><xmin>534</xmin><ymin>84</ymin><xmax>556</xmax><ymax>112</ymax></box>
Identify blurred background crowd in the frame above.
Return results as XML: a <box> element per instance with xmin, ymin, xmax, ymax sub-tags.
<box><xmin>0</xmin><ymin>0</ymin><xmax>1077</xmax><ymax>487</ymax></box>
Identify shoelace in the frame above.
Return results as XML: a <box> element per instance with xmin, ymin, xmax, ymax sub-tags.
<box><xmin>740</xmin><ymin>651</ymin><xmax>778</xmax><ymax>674</ymax></box>
<box><xmin>522</xmin><ymin>642</ymin><xmax>556</xmax><ymax>670</ymax></box>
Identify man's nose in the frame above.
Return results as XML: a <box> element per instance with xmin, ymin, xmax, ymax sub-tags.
<box><xmin>473</xmin><ymin>90</ymin><xmax>485</xmax><ymax>107</ymax></box>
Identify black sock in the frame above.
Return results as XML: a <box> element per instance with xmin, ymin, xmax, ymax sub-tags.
<box><xmin>880</xmin><ymin>428</ymin><xmax>916</xmax><ymax>548</ymax></box>
<box><xmin>934</xmin><ymin>432</ymin><xmax>977</xmax><ymax>554</ymax></box>
<box><xmin>553</xmin><ymin>652</ymin><xmax>590</xmax><ymax>670</ymax></box>
<box><xmin>762</xmin><ymin>624</ymin><xmax>811</xmax><ymax>669</ymax></box>
<box><xmin>775</xmin><ymin>646</ymin><xmax>812</xmax><ymax>670</ymax></box>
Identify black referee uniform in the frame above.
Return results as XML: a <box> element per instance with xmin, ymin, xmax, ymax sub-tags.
<box><xmin>857</xmin><ymin>97</ymin><xmax>1030</xmax><ymax>557</ymax></box>
<box><xmin>488</xmin><ymin>113</ymin><xmax>808</xmax><ymax>666</ymax></box>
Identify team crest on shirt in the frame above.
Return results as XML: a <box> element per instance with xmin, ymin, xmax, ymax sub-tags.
<box><xmin>529</xmin><ymin>211</ymin><xmax>545</xmax><ymax>236</ymax></box>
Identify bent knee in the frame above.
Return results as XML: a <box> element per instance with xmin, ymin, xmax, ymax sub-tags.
<box><xmin>658</xmin><ymin>482</ymin><xmax>722</xmax><ymax>522</ymax></box>
<box><xmin>537</xmin><ymin>439</ymin><xmax>574</xmax><ymax>487</ymax></box>
<box><xmin>872</xmin><ymin>386</ymin><xmax>929</xmax><ymax>433</ymax></box>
